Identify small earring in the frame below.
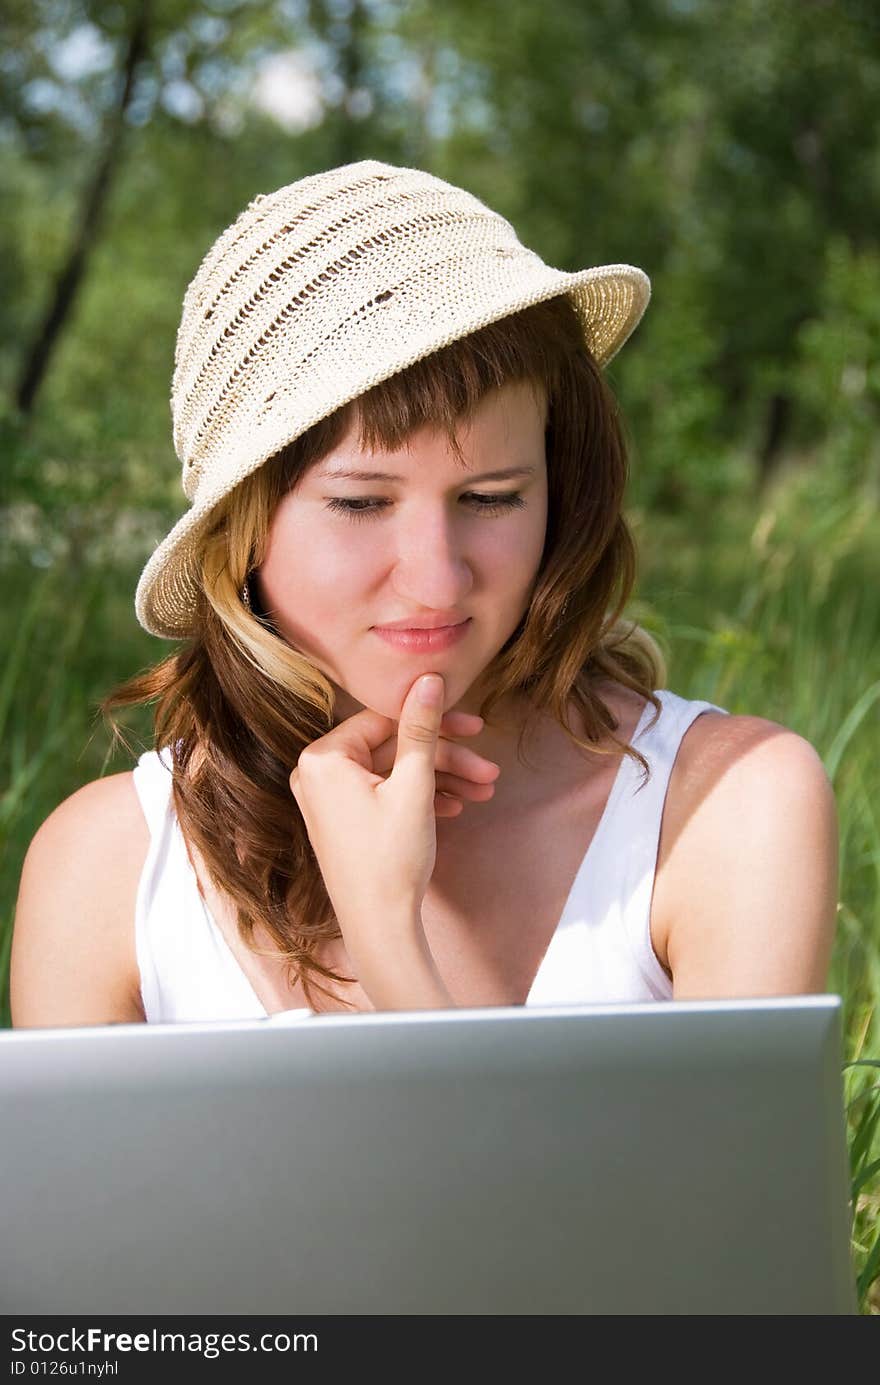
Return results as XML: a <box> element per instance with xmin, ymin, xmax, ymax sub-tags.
<box><xmin>241</xmin><ymin>577</ymin><xmax>252</xmax><ymax>609</ymax></box>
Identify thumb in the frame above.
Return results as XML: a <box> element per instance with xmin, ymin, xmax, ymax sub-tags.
<box><xmin>387</xmin><ymin>674</ymin><xmax>445</xmax><ymax>790</ymax></box>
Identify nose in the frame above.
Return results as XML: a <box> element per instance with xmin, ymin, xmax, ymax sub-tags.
<box><xmin>389</xmin><ymin>502</ymin><xmax>474</xmax><ymax>609</ymax></box>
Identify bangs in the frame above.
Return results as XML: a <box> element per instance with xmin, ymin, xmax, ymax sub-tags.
<box><xmin>292</xmin><ymin>295</ymin><xmax>587</xmax><ymax>471</ymax></box>
<box><xmin>353</xmin><ymin>296</ymin><xmax>584</xmax><ymax>461</ymax></box>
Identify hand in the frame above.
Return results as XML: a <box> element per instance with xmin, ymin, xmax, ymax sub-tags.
<box><xmin>369</xmin><ymin>710</ymin><xmax>500</xmax><ymax>819</ymax></box>
<box><xmin>289</xmin><ymin>674</ymin><xmax>500</xmax><ymax>933</ymax></box>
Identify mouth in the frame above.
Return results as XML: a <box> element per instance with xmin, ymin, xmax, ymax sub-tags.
<box><xmin>372</xmin><ymin>618</ymin><xmax>472</xmax><ymax>653</ymax></box>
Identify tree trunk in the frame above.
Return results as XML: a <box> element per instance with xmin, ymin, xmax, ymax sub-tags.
<box><xmin>309</xmin><ymin>0</ymin><xmax>371</xmax><ymax>166</ymax></box>
<box><xmin>14</xmin><ymin>0</ymin><xmax>152</xmax><ymax>416</ymax></box>
<box><xmin>757</xmin><ymin>392</ymin><xmax>793</xmax><ymax>490</ymax></box>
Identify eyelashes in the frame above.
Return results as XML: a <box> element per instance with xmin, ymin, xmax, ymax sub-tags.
<box><xmin>325</xmin><ymin>493</ymin><xmax>527</xmax><ymax>523</ymax></box>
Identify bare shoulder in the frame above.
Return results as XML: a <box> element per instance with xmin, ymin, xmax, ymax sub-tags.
<box><xmin>11</xmin><ymin>772</ymin><xmax>150</xmax><ymax>1028</ymax></box>
<box><xmin>653</xmin><ymin>709</ymin><xmax>838</xmax><ymax>998</ymax></box>
<box><xmin>665</xmin><ymin>711</ymin><xmax>835</xmax><ymax>835</ymax></box>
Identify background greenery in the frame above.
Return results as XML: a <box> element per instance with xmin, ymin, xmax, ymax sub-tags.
<box><xmin>1</xmin><ymin>0</ymin><xmax>878</xmax><ymax>1310</ymax></box>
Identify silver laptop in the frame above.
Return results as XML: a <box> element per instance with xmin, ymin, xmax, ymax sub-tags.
<box><xmin>0</xmin><ymin>997</ymin><xmax>856</xmax><ymax>1314</ymax></box>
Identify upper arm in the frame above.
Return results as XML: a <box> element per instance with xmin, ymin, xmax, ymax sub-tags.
<box><xmin>10</xmin><ymin>772</ymin><xmax>150</xmax><ymax>1028</ymax></box>
<box><xmin>657</xmin><ymin>715</ymin><xmax>839</xmax><ymax>1000</ymax></box>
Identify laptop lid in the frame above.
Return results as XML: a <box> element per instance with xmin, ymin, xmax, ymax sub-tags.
<box><xmin>0</xmin><ymin>997</ymin><xmax>856</xmax><ymax>1314</ymax></box>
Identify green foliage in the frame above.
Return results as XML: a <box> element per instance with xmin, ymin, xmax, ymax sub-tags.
<box><xmin>790</xmin><ymin>239</ymin><xmax>880</xmax><ymax>493</ymax></box>
<box><xmin>615</xmin><ymin>263</ymin><xmax>732</xmax><ymax>513</ymax></box>
<box><xmin>844</xmin><ymin>1059</ymin><xmax>880</xmax><ymax>1309</ymax></box>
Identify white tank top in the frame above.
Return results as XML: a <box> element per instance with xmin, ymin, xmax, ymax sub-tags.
<box><xmin>132</xmin><ymin>689</ymin><xmax>727</xmax><ymax>1023</ymax></box>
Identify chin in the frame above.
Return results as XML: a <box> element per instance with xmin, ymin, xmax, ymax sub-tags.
<box><xmin>334</xmin><ymin>669</ymin><xmax>478</xmax><ymax>723</ymax></box>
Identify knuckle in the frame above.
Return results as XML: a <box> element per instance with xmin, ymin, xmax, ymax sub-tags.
<box><xmin>407</xmin><ymin>723</ymin><xmax>436</xmax><ymax>745</ymax></box>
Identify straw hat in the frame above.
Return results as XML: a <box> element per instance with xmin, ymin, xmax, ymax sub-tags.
<box><xmin>135</xmin><ymin>159</ymin><xmax>651</xmax><ymax>639</ymax></box>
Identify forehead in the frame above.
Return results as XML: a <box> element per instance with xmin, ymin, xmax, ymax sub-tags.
<box><xmin>313</xmin><ymin>380</ymin><xmax>547</xmax><ymax>480</ymax></box>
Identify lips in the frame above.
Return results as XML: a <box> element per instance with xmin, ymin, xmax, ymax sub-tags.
<box><xmin>372</xmin><ymin>619</ymin><xmax>472</xmax><ymax>653</ymax></box>
<box><xmin>374</xmin><ymin>614</ymin><xmax>469</xmax><ymax>631</ymax></box>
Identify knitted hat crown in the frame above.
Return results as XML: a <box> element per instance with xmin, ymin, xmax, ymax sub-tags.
<box><xmin>135</xmin><ymin>159</ymin><xmax>650</xmax><ymax>638</ymax></box>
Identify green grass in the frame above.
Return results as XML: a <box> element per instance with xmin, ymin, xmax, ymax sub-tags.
<box><xmin>1</xmin><ymin>459</ymin><xmax>878</xmax><ymax>1312</ymax></box>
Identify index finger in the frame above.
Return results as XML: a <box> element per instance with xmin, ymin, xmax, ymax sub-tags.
<box><xmin>440</xmin><ymin>710</ymin><xmax>484</xmax><ymax>737</ymax></box>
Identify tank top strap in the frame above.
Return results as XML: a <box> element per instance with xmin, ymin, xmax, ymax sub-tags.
<box><xmin>130</xmin><ymin>745</ymin><xmax>269</xmax><ymax>1023</ymax></box>
<box><xmin>613</xmin><ymin>689</ymin><xmax>729</xmax><ymax>990</ymax></box>
<box><xmin>131</xmin><ymin>743</ymin><xmax>175</xmax><ymax>838</ymax></box>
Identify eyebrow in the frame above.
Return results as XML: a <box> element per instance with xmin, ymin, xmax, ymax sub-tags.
<box><xmin>316</xmin><ymin>465</ymin><xmax>537</xmax><ymax>484</ymax></box>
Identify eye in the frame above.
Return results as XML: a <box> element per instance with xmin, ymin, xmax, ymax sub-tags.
<box><xmin>325</xmin><ymin>493</ymin><xmax>526</xmax><ymax>523</ymax></box>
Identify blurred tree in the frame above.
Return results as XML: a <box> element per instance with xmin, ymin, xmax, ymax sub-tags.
<box><xmin>3</xmin><ymin>0</ymin><xmax>293</xmax><ymax>418</ymax></box>
<box><xmin>690</xmin><ymin>0</ymin><xmax>880</xmax><ymax>485</ymax></box>
<box><xmin>15</xmin><ymin>0</ymin><xmax>153</xmax><ymax>415</ymax></box>
<box><xmin>308</xmin><ymin>0</ymin><xmax>371</xmax><ymax>164</ymax></box>
<box><xmin>387</xmin><ymin>0</ymin><xmax>880</xmax><ymax>495</ymax></box>
<box><xmin>2</xmin><ymin>0</ymin><xmax>878</xmax><ymax>508</ymax></box>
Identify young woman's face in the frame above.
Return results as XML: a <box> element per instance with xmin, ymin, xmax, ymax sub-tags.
<box><xmin>256</xmin><ymin>379</ymin><xmax>549</xmax><ymax>721</ymax></box>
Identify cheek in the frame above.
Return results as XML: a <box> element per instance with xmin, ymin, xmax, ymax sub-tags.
<box><xmin>301</xmin><ymin>539</ymin><xmax>371</xmax><ymax>596</ymax></box>
<box><xmin>260</xmin><ymin>510</ymin><xmax>378</xmax><ymax>649</ymax></box>
<box><xmin>263</xmin><ymin>508</ymin><xmax>348</xmax><ymax>594</ymax></box>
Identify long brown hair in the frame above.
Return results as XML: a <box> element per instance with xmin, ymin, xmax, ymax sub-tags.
<box><xmin>102</xmin><ymin>294</ymin><xmax>665</xmax><ymax>1010</ymax></box>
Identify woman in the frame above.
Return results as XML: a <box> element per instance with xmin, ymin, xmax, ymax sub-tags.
<box><xmin>11</xmin><ymin>160</ymin><xmax>838</xmax><ymax>1025</ymax></box>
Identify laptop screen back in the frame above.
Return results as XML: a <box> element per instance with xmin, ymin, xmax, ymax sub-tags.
<box><xmin>0</xmin><ymin>997</ymin><xmax>856</xmax><ymax>1314</ymax></box>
